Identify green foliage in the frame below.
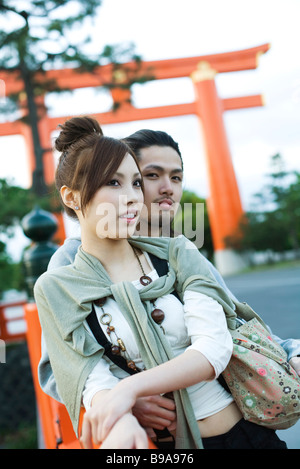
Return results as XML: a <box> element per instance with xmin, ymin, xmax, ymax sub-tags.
<box><xmin>0</xmin><ymin>0</ymin><xmax>103</xmax><ymax>71</ymax></box>
<box><xmin>0</xmin><ymin>0</ymin><xmax>103</xmax><ymax>120</ymax></box>
<box><xmin>0</xmin><ymin>241</ymin><xmax>22</xmax><ymax>297</ymax></box>
<box><xmin>226</xmin><ymin>154</ymin><xmax>300</xmax><ymax>256</ymax></box>
<box><xmin>0</xmin><ymin>178</ymin><xmax>60</xmax><ymax>296</ymax></box>
<box><xmin>0</xmin><ymin>0</ymin><xmax>148</xmax><ymax>111</ymax></box>
<box><xmin>174</xmin><ymin>189</ymin><xmax>214</xmax><ymax>260</ymax></box>
<box><xmin>0</xmin><ymin>178</ymin><xmax>35</xmax><ymax>235</ymax></box>
<box><xmin>0</xmin><ymin>423</ymin><xmax>37</xmax><ymax>449</ymax></box>
<box><xmin>0</xmin><ymin>178</ymin><xmax>60</xmax><ymax>236</ymax></box>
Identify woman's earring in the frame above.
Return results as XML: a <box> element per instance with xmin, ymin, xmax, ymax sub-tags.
<box><xmin>74</xmin><ymin>205</ymin><xmax>79</xmax><ymax>210</ymax></box>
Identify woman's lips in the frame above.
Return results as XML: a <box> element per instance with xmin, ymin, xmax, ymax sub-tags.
<box><xmin>119</xmin><ymin>212</ymin><xmax>138</xmax><ymax>224</ymax></box>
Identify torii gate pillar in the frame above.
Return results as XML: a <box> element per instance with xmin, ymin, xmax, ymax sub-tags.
<box><xmin>192</xmin><ymin>62</ymin><xmax>247</xmax><ymax>275</ymax></box>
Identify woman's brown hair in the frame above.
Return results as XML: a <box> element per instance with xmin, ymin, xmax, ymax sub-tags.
<box><xmin>55</xmin><ymin>116</ymin><xmax>142</xmax><ymax>218</ymax></box>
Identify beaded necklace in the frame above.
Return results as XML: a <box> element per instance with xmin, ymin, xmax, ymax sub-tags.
<box><xmin>132</xmin><ymin>246</ymin><xmax>165</xmax><ymax>328</ymax></box>
<box><xmin>96</xmin><ymin>296</ymin><xmax>138</xmax><ymax>371</ymax></box>
<box><xmin>95</xmin><ymin>246</ymin><xmax>166</xmax><ymax>371</ymax></box>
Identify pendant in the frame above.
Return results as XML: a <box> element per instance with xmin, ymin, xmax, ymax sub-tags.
<box><xmin>106</xmin><ymin>325</ymin><xmax>115</xmax><ymax>335</ymax></box>
<box><xmin>117</xmin><ymin>338</ymin><xmax>126</xmax><ymax>352</ymax></box>
<box><xmin>95</xmin><ymin>297</ymin><xmax>107</xmax><ymax>307</ymax></box>
<box><xmin>127</xmin><ymin>360</ymin><xmax>137</xmax><ymax>370</ymax></box>
<box><xmin>151</xmin><ymin>308</ymin><xmax>165</xmax><ymax>325</ymax></box>
<box><xmin>140</xmin><ymin>275</ymin><xmax>152</xmax><ymax>286</ymax></box>
<box><xmin>111</xmin><ymin>345</ymin><xmax>121</xmax><ymax>355</ymax></box>
<box><xmin>100</xmin><ymin>313</ymin><xmax>112</xmax><ymax>326</ymax></box>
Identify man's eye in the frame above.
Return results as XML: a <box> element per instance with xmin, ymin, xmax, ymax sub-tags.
<box><xmin>172</xmin><ymin>176</ymin><xmax>182</xmax><ymax>182</ymax></box>
<box><xmin>144</xmin><ymin>173</ymin><xmax>158</xmax><ymax>178</ymax></box>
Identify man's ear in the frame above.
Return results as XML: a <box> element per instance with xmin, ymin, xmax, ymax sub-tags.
<box><xmin>60</xmin><ymin>186</ymin><xmax>81</xmax><ymax>211</ymax></box>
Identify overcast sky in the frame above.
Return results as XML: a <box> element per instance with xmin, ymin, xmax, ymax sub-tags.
<box><xmin>1</xmin><ymin>0</ymin><xmax>300</xmax><ymax>256</ymax></box>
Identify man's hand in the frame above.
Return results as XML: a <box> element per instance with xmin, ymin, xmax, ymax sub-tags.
<box><xmin>132</xmin><ymin>394</ymin><xmax>176</xmax><ymax>438</ymax></box>
<box><xmin>133</xmin><ymin>394</ymin><xmax>176</xmax><ymax>430</ymax></box>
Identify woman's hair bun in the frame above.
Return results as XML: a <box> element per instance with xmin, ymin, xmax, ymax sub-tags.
<box><xmin>55</xmin><ymin>116</ymin><xmax>103</xmax><ymax>153</ymax></box>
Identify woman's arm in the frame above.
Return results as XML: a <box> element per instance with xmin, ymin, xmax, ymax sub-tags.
<box><xmin>81</xmin><ymin>288</ymin><xmax>234</xmax><ymax>447</ymax></box>
<box><xmin>81</xmin><ymin>348</ymin><xmax>214</xmax><ymax>446</ymax></box>
<box><xmin>82</xmin><ymin>347</ymin><xmax>177</xmax><ymax>433</ymax></box>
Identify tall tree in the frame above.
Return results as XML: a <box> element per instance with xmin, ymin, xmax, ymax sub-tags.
<box><xmin>0</xmin><ymin>177</ymin><xmax>53</xmax><ymax>297</ymax></box>
<box><xmin>226</xmin><ymin>154</ymin><xmax>300</xmax><ymax>258</ymax></box>
<box><xmin>174</xmin><ymin>190</ymin><xmax>213</xmax><ymax>260</ymax></box>
<box><xmin>0</xmin><ymin>0</ymin><xmax>145</xmax><ymax>195</ymax></box>
<box><xmin>264</xmin><ymin>153</ymin><xmax>300</xmax><ymax>255</ymax></box>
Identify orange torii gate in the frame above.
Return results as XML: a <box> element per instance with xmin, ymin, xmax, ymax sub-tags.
<box><xmin>0</xmin><ymin>43</ymin><xmax>270</xmax><ymax>274</ymax></box>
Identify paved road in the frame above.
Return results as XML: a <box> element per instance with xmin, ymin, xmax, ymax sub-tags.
<box><xmin>224</xmin><ymin>264</ymin><xmax>300</xmax><ymax>449</ymax></box>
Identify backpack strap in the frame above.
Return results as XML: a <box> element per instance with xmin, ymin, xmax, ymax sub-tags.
<box><xmin>148</xmin><ymin>253</ymin><xmax>169</xmax><ymax>276</ymax></box>
<box><xmin>148</xmin><ymin>253</ymin><xmax>181</xmax><ymax>302</ymax></box>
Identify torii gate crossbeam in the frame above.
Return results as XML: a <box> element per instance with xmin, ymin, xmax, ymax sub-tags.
<box><xmin>0</xmin><ymin>43</ymin><xmax>270</xmax><ymax>274</ymax></box>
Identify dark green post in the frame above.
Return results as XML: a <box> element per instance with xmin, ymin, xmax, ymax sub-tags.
<box><xmin>21</xmin><ymin>206</ymin><xmax>58</xmax><ymax>299</ymax></box>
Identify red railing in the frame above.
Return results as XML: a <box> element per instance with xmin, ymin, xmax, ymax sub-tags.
<box><xmin>0</xmin><ymin>300</ymin><xmax>27</xmax><ymax>343</ymax></box>
<box><xmin>1</xmin><ymin>300</ymin><xmax>157</xmax><ymax>449</ymax></box>
<box><xmin>24</xmin><ymin>303</ymin><xmax>157</xmax><ymax>449</ymax></box>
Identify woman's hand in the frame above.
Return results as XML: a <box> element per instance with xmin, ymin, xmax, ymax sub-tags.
<box><xmin>81</xmin><ymin>391</ymin><xmax>177</xmax><ymax>446</ymax></box>
<box><xmin>100</xmin><ymin>413</ymin><xmax>149</xmax><ymax>449</ymax></box>
<box><xmin>81</xmin><ymin>382</ymin><xmax>137</xmax><ymax>447</ymax></box>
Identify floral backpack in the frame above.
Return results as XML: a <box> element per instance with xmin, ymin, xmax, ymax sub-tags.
<box><xmin>222</xmin><ymin>301</ymin><xmax>300</xmax><ymax>430</ymax></box>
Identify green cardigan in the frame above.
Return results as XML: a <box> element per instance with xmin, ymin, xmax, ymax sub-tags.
<box><xmin>34</xmin><ymin>235</ymin><xmax>240</xmax><ymax>449</ymax></box>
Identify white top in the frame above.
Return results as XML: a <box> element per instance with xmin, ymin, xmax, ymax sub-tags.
<box><xmin>82</xmin><ymin>254</ymin><xmax>234</xmax><ymax>420</ymax></box>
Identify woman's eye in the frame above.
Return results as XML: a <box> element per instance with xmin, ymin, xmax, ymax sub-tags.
<box><xmin>134</xmin><ymin>178</ymin><xmax>142</xmax><ymax>187</ymax></box>
<box><xmin>107</xmin><ymin>179</ymin><xmax>120</xmax><ymax>186</ymax></box>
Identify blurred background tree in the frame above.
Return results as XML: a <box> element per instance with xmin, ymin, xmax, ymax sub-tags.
<box><xmin>0</xmin><ymin>240</ymin><xmax>24</xmax><ymax>297</ymax></box>
<box><xmin>0</xmin><ymin>0</ymin><xmax>146</xmax><ymax>196</ymax></box>
<box><xmin>226</xmin><ymin>153</ymin><xmax>300</xmax><ymax>259</ymax></box>
<box><xmin>174</xmin><ymin>189</ymin><xmax>214</xmax><ymax>260</ymax></box>
<box><xmin>0</xmin><ymin>177</ymin><xmax>60</xmax><ymax>297</ymax></box>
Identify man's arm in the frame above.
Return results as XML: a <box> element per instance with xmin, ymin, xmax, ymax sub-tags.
<box><xmin>47</xmin><ymin>237</ymin><xmax>81</xmax><ymax>270</ymax></box>
<box><xmin>204</xmin><ymin>257</ymin><xmax>300</xmax><ymax>364</ymax></box>
<box><xmin>38</xmin><ymin>237</ymin><xmax>82</xmax><ymax>401</ymax></box>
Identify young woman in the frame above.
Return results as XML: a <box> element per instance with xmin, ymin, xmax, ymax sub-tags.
<box><xmin>34</xmin><ymin>116</ymin><xmax>288</xmax><ymax>449</ymax></box>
